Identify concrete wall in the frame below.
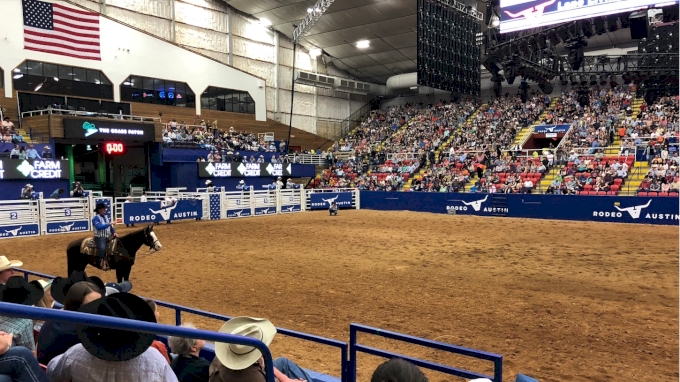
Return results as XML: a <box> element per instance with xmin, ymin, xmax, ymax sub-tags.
<box><xmin>63</xmin><ymin>0</ymin><xmax>368</xmax><ymax>135</ymax></box>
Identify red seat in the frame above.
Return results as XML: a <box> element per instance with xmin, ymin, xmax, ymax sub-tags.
<box><xmin>670</xmin><ymin>192</ymin><xmax>679</xmax><ymax>197</ymax></box>
<box><xmin>659</xmin><ymin>192</ymin><xmax>669</xmax><ymax>196</ymax></box>
<box><xmin>610</xmin><ymin>185</ymin><xmax>619</xmax><ymax>192</ymax></box>
<box><xmin>597</xmin><ymin>191</ymin><xmax>606</xmax><ymax>195</ymax></box>
<box><xmin>638</xmin><ymin>192</ymin><xmax>648</xmax><ymax>196</ymax></box>
<box><xmin>613</xmin><ymin>178</ymin><xmax>622</xmax><ymax>185</ymax></box>
<box><xmin>584</xmin><ymin>184</ymin><xmax>592</xmax><ymax>190</ymax></box>
<box><xmin>648</xmin><ymin>191</ymin><xmax>658</xmax><ymax>196</ymax></box>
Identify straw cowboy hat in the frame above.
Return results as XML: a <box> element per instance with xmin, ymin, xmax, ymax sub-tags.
<box><xmin>0</xmin><ymin>276</ymin><xmax>44</xmax><ymax>306</ymax></box>
<box><xmin>215</xmin><ymin>317</ymin><xmax>277</xmax><ymax>370</ymax></box>
<box><xmin>0</xmin><ymin>256</ymin><xmax>23</xmax><ymax>273</ymax></box>
<box><xmin>77</xmin><ymin>293</ymin><xmax>156</xmax><ymax>362</ymax></box>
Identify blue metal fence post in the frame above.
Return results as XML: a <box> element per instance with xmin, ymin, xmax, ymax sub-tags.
<box><xmin>348</xmin><ymin>324</ymin><xmax>357</xmax><ymax>382</ymax></box>
<box><xmin>340</xmin><ymin>343</ymin><xmax>348</xmax><ymax>382</ymax></box>
<box><xmin>494</xmin><ymin>356</ymin><xmax>503</xmax><ymax>382</ymax></box>
<box><xmin>175</xmin><ymin>309</ymin><xmax>182</xmax><ymax>326</ymax></box>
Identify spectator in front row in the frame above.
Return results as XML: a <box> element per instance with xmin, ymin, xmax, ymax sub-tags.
<box><xmin>145</xmin><ymin>300</ymin><xmax>170</xmax><ymax>364</ymax></box>
<box><xmin>38</xmin><ymin>271</ymin><xmax>106</xmax><ymax>365</ymax></box>
<box><xmin>50</xmin><ymin>188</ymin><xmax>64</xmax><ymax>199</ymax></box>
<box><xmin>168</xmin><ymin>323</ymin><xmax>210</xmax><ymax>382</ymax></box>
<box><xmin>72</xmin><ymin>182</ymin><xmax>85</xmax><ymax>198</ymax></box>
<box><xmin>9</xmin><ymin>144</ymin><xmax>20</xmax><ymax>159</ymax></box>
<box><xmin>0</xmin><ymin>277</ymin><xmax>44</xmax><ymax>353</ymax></box>
<box><xmin>371</xmin><ymin>358</ymin><xmax>428</xmax><ymax>382</ymax></box>
<box><xmin>209</xmin><ymin>316</ymin><xmax>312</xmax><ymax>382</ymax></box>
<box><xmin>0</xmin><ymin>256</ymin><xmax>22</xmax><ymax>285</ymax></box>
<box><xmin>41</xmin><ymin>145</ymin><xmax>52</xmax><ymax>159</ymax></box>
<box><xmin>19</xmin><ymin>184</ymin><xmax>33</xmax><ymax>200</ymax></box>
<box><xmin>0</xmin><ymin>332</ymin><xmax>49</xmax><ymax>382</ymax></box>
<box><xmin>25</xmin><ymin>144</ymin><xmax>40</xmax><ymax>159</ymax></box>
<box><xmin>47</xmin><ymin>293</ymin><xmax>178</xmax><ymax>382</ymax></box>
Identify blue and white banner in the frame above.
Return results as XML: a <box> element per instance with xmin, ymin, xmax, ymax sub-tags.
<box><xmin>226</xmin><ymin>208</ymin><xmax>251</xmax><ymax>218</ymax></box>
<box><xmin>209</xmin><ymin>194</ymin><xmax>222</xmax><ymax>220</ymax></box>
<box><xmin>360</xmin><ymin>192</ymin><xmax>679</xmax><ymax>226</ymax></box>
<box><xmin>123</xmin><ymin>200</ymin><xmax>203</xmax><ymax>224</ymax></box>
<box><xmin>280</xmin><ymin>204</ymin><xmax>302</xmax><ymax>213</ymax></box>
<box><xmin>254</xmin><ymin>206</ymin><xmax>276</xmax><ymax>216</ymax></box>
<box><xmin>309</xmin><ymin>192</ymin><xmax>353</xmax><ymax>210</ymax></box>
<box><xmin>534</xmin><ymin>124</ymin><xmax>570</xmax><ymax>134</ymax></box>
<box><xmin>45</xmin><ymin>220</ymin><xmax>90</xmax><ymax>234</ymax></box>
<box><xmin>0</xmin><ymin>224</ymin><xmax>40</xmax><ymax>239</ymax></box>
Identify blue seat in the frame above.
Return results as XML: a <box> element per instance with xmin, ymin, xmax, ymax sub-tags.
<box><xmin>516</xmin><ymin>374</ymin><xmax>539</xmax><ymax>382</ymax></box>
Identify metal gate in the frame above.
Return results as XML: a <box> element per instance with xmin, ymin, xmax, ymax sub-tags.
<box><xmin>39</xmin><ymin>198</ymin><xmax>91</xmax><ymax>235</ymax></box>
<box><xmin>0</xmin><ymin>200</ymin><xmax>40</xmax><ymax>239</ymax></box>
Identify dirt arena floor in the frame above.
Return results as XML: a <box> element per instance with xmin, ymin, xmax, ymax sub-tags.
<box><xmin>1</xmin><ymin>210</ymin><xmax>677</xmax><ymax>382</ymax></box>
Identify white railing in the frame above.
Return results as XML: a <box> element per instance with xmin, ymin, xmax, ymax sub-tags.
<box><xmin>293</xmin><ymin>154</ymin><xmax>326</xmax><ymax>165</ymax></box>
<box><xmin>386</xmin><ymin>153</ymin><xmax>421</xmax><ymax>161</ymax></box>
<box><xmin>21</xmin><ymin>108</ymin><xmax>160</xmax><ymax>122</ymax></box>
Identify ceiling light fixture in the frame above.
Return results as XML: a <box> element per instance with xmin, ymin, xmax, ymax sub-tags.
<box><xmin>13</xmin><ymin>74</ymin><xmax>23</xmax><ymax>79</ymax></box>
<box><xmin>356</xmin><ymin>40</ymin><xmax>370</xmax><ymax>49</ymax></box>
<box><xmin>13</xmin><ymin>68</ymin><xmax>21</xmax><ymax>73</ymax></box>
<box><xmin>259</xmin><ymin>18</ymin><xmax>271</xmax><ymax>26</ymax></box>
<box><xmin>53</xmin><ymin>77</ymin><xmax>59</xmax><ymax>82</ymax></box>
<box><xmin>307</xmin><ymin>7</ymin><xmax>313</xmax><ymax>13</ymax></box>
<box><xmin>34</xmin><ymin>82</ymin><xmax>44</xmax><ymax>91</ymax></box>
<box><xmin>309</xmin><ymin>48</ymin><xmax>322</xmax><ymax>58</ymax></box>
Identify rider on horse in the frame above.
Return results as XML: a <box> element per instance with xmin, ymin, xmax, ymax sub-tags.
<box><xmin>92</xmin><ymin>203</ymin><xmax>117</xmax><ymax>269</ymax></box>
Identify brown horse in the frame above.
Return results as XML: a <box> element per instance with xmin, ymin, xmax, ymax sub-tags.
<box><xmin>66</xmin><ymin>226</ymin><xmax>162</xmax><ymax>282</ymax></box>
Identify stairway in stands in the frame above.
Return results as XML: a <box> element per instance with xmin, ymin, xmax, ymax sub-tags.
<box><xmin>511</xmin><ymin>97</ymin><xmax>559</xmax><ymax>149</ymax></box>
<box><xmin>537</xmin><ymin>165</ymin><xmax>563</xmax><ymax>192</ymax></box>
<box><xmin>618</xmin><ymin>161</ymin><xmax>649</xmax><ymax>196</ymax></box>
<box><xmin>402</xmin><ymin>104</ymin><xmax>486</xmax><ymax>191</ymax></box>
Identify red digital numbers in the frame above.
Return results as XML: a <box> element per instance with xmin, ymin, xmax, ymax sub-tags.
<box><xmin>104</xmin><ymin>142</ymin><xmax>126</xmax><ymax>155</ymax></box>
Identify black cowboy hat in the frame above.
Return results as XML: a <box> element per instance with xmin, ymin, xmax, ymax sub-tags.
<box><xmin>77</xmin><ymin>293</ymin><xmax>156</xmax><ymax>362</ymax></box>
<box><xmin>51</xmin><ymin>271</ymin><xmax>105</xmax><ymax>305</ymax></box>
<box><xmin>94</xmin><ymin>203</ymin><xmax>108</xmax><ymax>212</ymax></box>
<box><xmin>0</xmin><ymin>276</ymin><xmax>44</xmax><ymax>306</ymax></box>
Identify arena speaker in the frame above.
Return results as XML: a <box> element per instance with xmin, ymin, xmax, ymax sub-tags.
<box><xmin>417</xmin><ymin>0</ymin><xmax>481</xmax><ymax>96</ymax></box>
<box><xmin>629</xmin><ymin>12</ymin><xmax>648</xmax><ymax>39</ymax></box>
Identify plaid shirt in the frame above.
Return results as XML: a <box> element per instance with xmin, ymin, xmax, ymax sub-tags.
<box><xmin>0</xmin><ymin>316</ymin><xmax>35</xmax><ymax>350</ymax></box>
<box><xmin>47</xmin><ymin>344</ymin><xmax>178</xmax><ymax>382</ymax></box>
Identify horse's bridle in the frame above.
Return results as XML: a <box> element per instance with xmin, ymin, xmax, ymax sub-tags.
<box><xmin>145</xmin><ymin>230</ymin><xmax>162</xmax><ymax>253</ymax></box>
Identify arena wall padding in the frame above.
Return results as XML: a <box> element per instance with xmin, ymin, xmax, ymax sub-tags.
<box><xmin>359</xmin><ymin>191</ymin><xmax>679</xmax><ymax>225</ymax></box>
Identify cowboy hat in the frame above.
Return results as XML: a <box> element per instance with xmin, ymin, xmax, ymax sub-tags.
<box><xmin>77</xmin><ymin>293</ymin><xmax>156</xmax><ymax>362</ymax></box>
<box><xmin>94</xmin><ymin>203</ymin><xmax>108</xmax><ymax>212</ymax></box>
<box><xmin>0</xmin><ymin>256</ymin><xmax>22</xmax><ymax>273</ymax></box>
<box><xmin>51</xmin><ymin>271</ymin><xmax>105</xmax><ymax>305</ymax></box>
<box><xmin>215</xmin><ymin>317</ymin><xmax>276</xmax><ymax>370</ymax></box>
<box><xmin>0</xmin><ymin>276</ymin><xmax>44</xmax><ymax>305</ymax></box>
<box><xmin>206</xmin><ymin>180</ymin><xmax>213</xmax><ymax>185</ymax></box>
<box><xmin>37</xmin><ymin>279</ymin><xmax>53</xmax><ymax>290</ymax></box>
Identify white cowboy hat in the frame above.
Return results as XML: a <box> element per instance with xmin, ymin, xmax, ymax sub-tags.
<box><xmin>215</xmin><ymin>317</ymin><xmax>276</xmax><ymax>371</ymax></box>
<box><xmin>0</xmin><ymin>256</ymin><xmax>22</xmax><ymax>273</ymax></box>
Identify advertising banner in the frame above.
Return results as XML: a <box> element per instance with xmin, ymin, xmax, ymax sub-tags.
<box><xmin>0</xmin><ymin>160</ymin><xmax>70</xmax><ymax>180</ymax></box>
<box><xmin>122</xmin><ymin>200</ymin><xmax>203</xmax><ymax>224</ymax></box>
<box><xmin>533</xmin><ymin>124</ymin><xmax>570</xmax><ymax>134</ymax></box>
<box><xmin>63</xmin><ymin>118</ymin><xmax>155</xmax><ymax>142</ymax></box>
<box><xmin>199</xmin><ymin>162</ymin><xmax>295</xmax><ymax>178</ymax></box>
<box><xmin>309</xmin><ymin>192</ymin><xmax>353</xmax><ymax>210</ymax></box>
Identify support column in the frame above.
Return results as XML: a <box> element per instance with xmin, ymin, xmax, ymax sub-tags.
<box><xmin>274</xmin><ymin>33</ymin><xmax>279</xmax><ymax>117</ymax></box>
<box><xmin>99</xmin><ymin>0</ymin><xmax>106</xmax><ymax>15</ymax></box>
<box><xmin>170</xmin><ymin>0</ymin><xmax>176</xmax><ymax>43</ymax></box>
<box><xmin>227</xmin><ymin>8</ymin><xmax>233</xmax><ymax>66</ymax></box>
<box><xmin>65</xmin><ymin>145</ymin><xmax>75</xmax><ymax>185</ymax></box>
<box><xmin>97</xmin><ymin>151</ymin><xmax>106</xmax><ymax>184</ymax></box>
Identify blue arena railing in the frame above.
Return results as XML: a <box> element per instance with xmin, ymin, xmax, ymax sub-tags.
<box><xmin>348</xmin><ymin>323</ymin><xmax>503</xmax><ymax>382</ymax></box>
<box><xmin>0</xmin><ymin>301</ymin><xmax>276</xmax><ymax>382</ymax></box>
<box><xmin>18</xmin><ymin>269</ymin><xmax>349</xmax><ymax>382</ymax></box>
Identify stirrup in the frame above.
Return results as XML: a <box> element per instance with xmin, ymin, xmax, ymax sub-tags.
<box><xmin>100</xmin><ymin>259</ymin><xmax>110</xmax><ymax>271</ymax></box>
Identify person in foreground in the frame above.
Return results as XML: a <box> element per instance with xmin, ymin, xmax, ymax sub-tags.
<box><xmin>168</xmin><ymin>323</ymin><xmax>210</xmax><ymax>381</ymax></box>
<box><xmin>46</xmin><ymin>293</ymin><xmax>178</xmax><ymax>382</ymax></box>
<box><xmin>209</xmin><ymin>316</ymin><xmax>312</xmax><ymax>382</ymax></box>
<box><xmin>0</xmin><ymin>332</ymin><xmax>49</xmax><ymax>382</ymax></box>
<box><xmin>0</xmin><ymin>277</ymin><xmax>44</xmax><ymax>352</ymax></box>
<box><xmin>371</xmin><ymin>358</ymin><xmax>428</xmax><ymax>382</ymax></box>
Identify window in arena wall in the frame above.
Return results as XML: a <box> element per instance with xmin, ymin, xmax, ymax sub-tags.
<box><xmin>12</xmin><ymin>60</ymin><xmax>113</xmax><ymax>99</ymax></box>
<box><xmin>120</xmin><ymin>75</ymin><xmax>196</xmax><ymax>108</ymax></box>
<box><xmin>200</xmin><ymin>86</ymin><xmax>255</xmax><ymax>115</ymax></box>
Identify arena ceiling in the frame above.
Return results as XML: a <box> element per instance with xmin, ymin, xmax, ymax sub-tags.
<box><xmin>224</xmin><ymin>0</ymin><xmax>637</xmax><ymax>85</ymax></box>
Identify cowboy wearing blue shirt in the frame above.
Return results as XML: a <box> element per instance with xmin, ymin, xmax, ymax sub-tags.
<box><xmin>92</xmin><ymin>203</ymin><xmax>117</xmax><ymax>269</ymax></box>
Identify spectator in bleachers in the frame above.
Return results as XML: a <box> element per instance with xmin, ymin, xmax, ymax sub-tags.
<box><xmin>72</xmin><ymin>182</ymin><xmax>85</xmax><ymax>198</ymax></box>
<box><xmin>9</xmin><ymin>144</ymin><xmax>20</xmax><ymax>159</ymax></box>
<box><xmin>371</xmin><ymin>358</ymin><xmax>428</xmax><ymax>382</ymax></box>
<box><xmin>38</xmin><ymin>272</ymin><xmax>105</xmax><ymax>365</ymax></box>
<box><xmin>25</xmin><ymin>144</ymin><xmax>40</xmax><ymax>159</ymax></box>
<box><xmin>0</xmin><ymin>277</ymin><xmax>44</xmax><ymax>352</ymax></box>
<box><xmin>19</xmin><ymin>184</ymin><xmax>33</xmax><ymax>200</ymax></box>
<box><xmin>168</xmin><ymin>323</ymin><xmax>209</xmax><ymax>382</ymax></box>
<box><xmin>47</xmin><ymin>293</ymin><xmax>177</xmax><ymax>382</ymax></box>
<box><xmin>209</xmin><ymin>316</ymin><xmax>312</xmax><ymax>382</ymax></box>
<box><xmin>41</xmin><ymin>145</ymin><xmax>52</xmax><ymax>159</ymax></box>
<box><xmin>144</xmin><ymin>300</ymin><xmax>171</xmax><ymax>364</ymax></box>
<box><xmin>0</xmin><ymin>332</ymin><xmax>49</xmax><ymax>382</ymax></box>
<box><xmin>0</xmin><ymin>257</ymin><xmax>22</xmax><ymax>285</ymax></box>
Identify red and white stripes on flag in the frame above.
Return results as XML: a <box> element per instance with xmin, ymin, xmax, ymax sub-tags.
<box><xmin>23</xmin><ymin>0</ymin><xmax>101</xmax><ymax>61</ymax></box>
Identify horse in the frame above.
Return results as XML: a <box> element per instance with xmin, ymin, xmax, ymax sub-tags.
<box><xmin>66</xmin><ymin>225</ymin><xmax>162</xmax><ymax>283</ymax></box>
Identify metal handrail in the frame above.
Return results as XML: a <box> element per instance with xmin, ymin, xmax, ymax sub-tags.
<box><xmin>21</xmin><ymin>108</ymin><xmax>160</xmax><ymax>122</ymax></box>
<box><xmin>0</xmin><ymin>302</ymin><xmax>276</xmax><ymax>382</ymax></box>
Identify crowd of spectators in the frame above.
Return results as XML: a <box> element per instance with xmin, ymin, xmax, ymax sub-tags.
<box><xmin>637</xmin><ymin>151</ymin><xmax>680</xmax><ymax>196</ymax></box>
<box><xmin>0</xmin><ymin>255</ymin><xmax>434</xmax><ymax>382</ymax></box>
<box><xmin>163</xmin><ymin>121</ymin><xmax>283</xmax><ymax>153</ymax></box>
<box><xmin>544</xmin><ymin>153</ymin><xmax>632</xmax><ymax>195</ymax></box>
<box><xmin>1</xmin><ymin>117</ymin><xmax>24</xmax><ymax>143</ymax></box>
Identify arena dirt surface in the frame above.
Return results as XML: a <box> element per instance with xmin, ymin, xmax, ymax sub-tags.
<box><xmin>2</xmin><ymin>210</ymin><xmax>677</xmax><ymax>382</ymax></box>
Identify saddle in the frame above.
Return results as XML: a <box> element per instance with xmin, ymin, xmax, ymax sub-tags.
<box><xmin>81</xmin><ymin>238</ymin><xmax>124</xmax><ymax>265</ymax></box>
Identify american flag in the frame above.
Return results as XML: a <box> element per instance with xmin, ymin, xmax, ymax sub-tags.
<box><xmin>22</xmin><ymin>0</ymin><xmax>101</xmax><ymax>61</ymax></box>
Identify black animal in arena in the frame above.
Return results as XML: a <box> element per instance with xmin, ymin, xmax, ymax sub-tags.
<box><xmin>66</xmin><ymin>226</ymin><xmax>162</xmax><ymax>282</ymax></box>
